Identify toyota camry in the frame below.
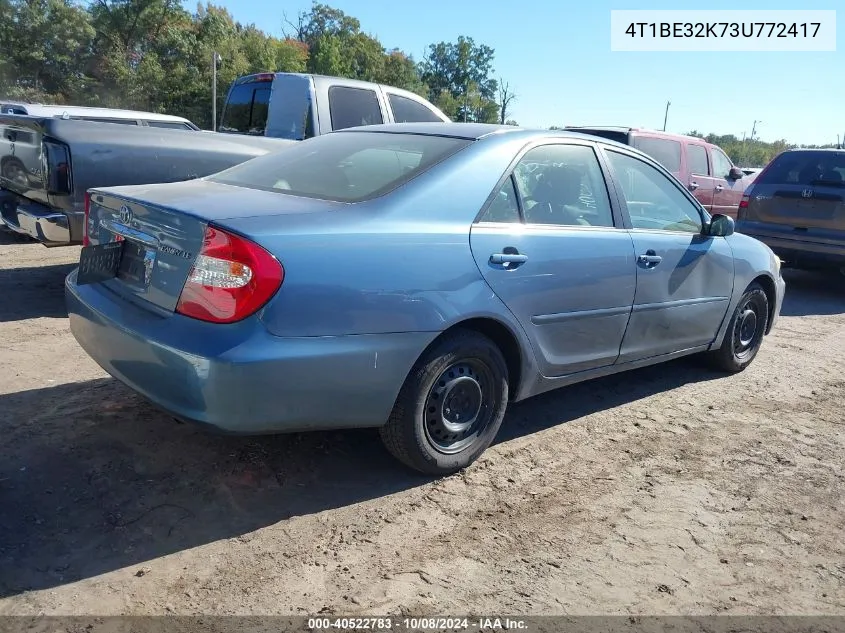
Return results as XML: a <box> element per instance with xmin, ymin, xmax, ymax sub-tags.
<box><xmin>66</xmin><ymin>123</ymin><xmax>785</xmax><ymax>475</ymax></box>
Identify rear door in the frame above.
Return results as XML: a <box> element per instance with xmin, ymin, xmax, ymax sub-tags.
<box><xmin>601</xmin><ymin>146</ymin><xmax>734</xmax><ymax>363</ymax></box>
<box><xmin>469</xmin><ymin>141</ymin><xmax>637</xmax><ymax>378</ymax></box>
<box><xmin>685</xmin><ymin>142</ymin><xmax>717</xmax><ymax>212</ymax></box>
<box><xmin>743</xmin><ymin>150</ymin><xmax>845</xmax><ymax>239</ymax></box>
<box><xmin>710</xmin><ymin>145</ymin><xmax>745</xmax><ymax>218</ymax></box>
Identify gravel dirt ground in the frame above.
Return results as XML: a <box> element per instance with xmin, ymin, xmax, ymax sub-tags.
<box><xmin>0</xmin><ymin>231</ymin><xmax>843</xmax><ymax>617</ymax></box>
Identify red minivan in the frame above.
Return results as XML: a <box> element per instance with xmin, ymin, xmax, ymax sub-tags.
<box><xmin>566</xmin><ymin>126</ymin><xmax>751</xmax><ymax>218</ymax></box>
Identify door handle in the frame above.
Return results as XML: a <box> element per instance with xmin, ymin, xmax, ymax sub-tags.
<box><xmin>715</xmin><ymin>184</ymin><xmax>724</xmax><ymax>192</ymax></box>
<box><xmin>689</xmin><ymin>181</ymin><xmax>699</xmax><ymax>191</ymax></box>
<box><xmin>490</xmin><ymin>253</ymin><xmax>528</xmax><ymax>265</ymax></box>
<box><xmin>637</xmin><ymin>251</ymin><xmax>663</xmax><ymax>267</ymax></box>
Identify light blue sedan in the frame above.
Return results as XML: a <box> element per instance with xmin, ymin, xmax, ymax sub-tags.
<box><xmin>66</xmin><ymin>123</ymin><xmax>785</xmax><ymax>474</ymax></box>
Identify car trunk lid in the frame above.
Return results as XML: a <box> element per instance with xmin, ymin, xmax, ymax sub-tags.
<box><xmin>84</xmin><ymin>180</ymin><xmax>340</xmax><ymax>313</ymax></box>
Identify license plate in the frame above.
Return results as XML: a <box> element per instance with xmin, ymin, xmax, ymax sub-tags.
<box><xmin>117</xmin><ymin>239</ymin><xmax>155</xmax><ymax>287</ymax></box>
<box><xmin>77</xmin><ymin>241</ymin><xmax>123</xmax><ymax>285</ymax></box>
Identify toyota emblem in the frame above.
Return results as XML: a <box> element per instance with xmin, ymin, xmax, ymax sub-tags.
<box><xmin>119</xmin><ymin>205</ymin><xmax>133</xmax><ymax>224</ymax></box>
<box><xmin>801</xmin><ymin>189</ymin><xmax>814</xmax><ymax>199</ymax></box>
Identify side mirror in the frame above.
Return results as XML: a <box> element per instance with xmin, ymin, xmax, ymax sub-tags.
<box><xmin>707</xmin><ymin>213</ymin><xmax>735</xmax><ymax>237</ymax></box>
<box><xmin>728</xmin><ymin>166</ymin><xmax>744</xmax><ymax>180</ymax></box>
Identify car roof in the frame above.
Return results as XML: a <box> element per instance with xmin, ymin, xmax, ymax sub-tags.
<box><xmin>332</xmin><ymin>122</ymin><xmax>636</xmax><ymax>146</ymax></box>
<box><xmin>0</xmin><ymin>103</ymin><xmax>194</xmax><ymax>123</ymax></box>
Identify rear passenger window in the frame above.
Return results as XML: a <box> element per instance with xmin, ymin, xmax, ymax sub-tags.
<box><xmin>329</xmin><ymin>87</ymin><xmax>383</xmax><ymax>131</ymax></box>
<box><xmin>687</xmin><ymin>144</ymin><xmax>709</xmax><ymax>175</ymax></box>
<box><xmin>512</xmin><ymin>144</ymin><xmax>615</xmax><ymax>227</ymax></box>
<box><xmin>633</xmin><ymin>137</ymin><xmax>681</xmax><ymax>173</ymax></box>
<box><xmin>388</xmin><ymin>94</ymin><xmax>442</xmax><ymax>123</ymax></box>
<box><xmin>479</xmin><ymin>176</ymin><xmax>520</xmax><ymax>223</ymax></box>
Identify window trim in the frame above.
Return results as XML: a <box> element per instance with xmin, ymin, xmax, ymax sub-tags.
<box><xmin>600</xmin><ymin>145</ymin><xmax>709</xmax><ymax>234</ymax></box>
<box><xmin>473</xmin><ymin>139</ymin><xmax>626</xmax><ymax>230</ymax></box>
<box><xmin>686</xmin><ymin>143</ymin><xmax>711</xmax><ymax>177</ymax></box>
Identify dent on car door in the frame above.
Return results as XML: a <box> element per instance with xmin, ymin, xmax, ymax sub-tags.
<box><xmin>602</xmin><ymin>148</ymin><xmax>734</xmax><ymax>363</ymax></box>
<box><xmin>710</xmin><ymin>146</ymin><xmax>743</xmax><ymax>218</ymax></box>
<box><xmin>468</xmin><ymin>142</ymin><xmax>637</xmax><ymax>378</ymax></box>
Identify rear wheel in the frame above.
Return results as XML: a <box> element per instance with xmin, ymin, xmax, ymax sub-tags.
<box><xmin>707</xmin><ymin>282</ymin><xmax>769</xmax><ymax>372</ymax></box>
<box><xmin>380</xmin><ymin>330</ymin><xmax>509</xmax><ymax>475</ymax></box>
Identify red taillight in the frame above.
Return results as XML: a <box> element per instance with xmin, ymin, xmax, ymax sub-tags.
<box><xmin>82</xmin><ymin>191</ymin><xmax>91</xmax><ymax>246</ymax></box>
<box><xmin>175</xmin><ymin>225</ymin><xmax>284</xmax><ymax>324</ymax></box>
<box><xmin>737</xmin><ymin>194</ymin><xmax>750</xmax><ymax>221</ymax></box>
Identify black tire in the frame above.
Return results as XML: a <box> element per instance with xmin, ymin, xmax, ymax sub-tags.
<box><xmin>707</xmin><ymin>282</ymin><xmax>769</xmax><ymax>373</ymax></box>
<box><xmin>380</xmin><ymin>329</ymin><xmax>509</xmax><ymax>475</ymax></box>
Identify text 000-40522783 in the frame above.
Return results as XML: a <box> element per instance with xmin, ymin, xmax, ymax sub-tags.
<box><xmin>610</xmin><ymin>10</ymin><xmax>836</xmax><ymax>52</ymax></box>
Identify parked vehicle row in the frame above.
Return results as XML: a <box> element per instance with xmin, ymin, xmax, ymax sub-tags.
<box><xmin>0</xmin><ymin>73</ymin><xmax>451</xmax><ymax>247</ymax></box>
<box><xmin>66</xmin><ymin>123</ymin><xmax>785</xmax><ymax>475</ymax></box>
<box><xmin>566</xmin><ymin>126</ymin><xmax>751</xmax><ymax>218</ymax></box>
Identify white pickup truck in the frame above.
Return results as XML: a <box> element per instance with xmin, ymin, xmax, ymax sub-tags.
<box><xmin>0</xmin><ymin>73</ymin><xmax>449</xmax><ymax>246</ymax></box>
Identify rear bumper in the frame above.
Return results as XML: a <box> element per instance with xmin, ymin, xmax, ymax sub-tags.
<box><xmin>65</xmin><ymin>269</ymin><xmax>436</xmax><ymax>434</ymax></box>
<box><xmin>0</xmin><ymin>189</ymin><xmax>82</xmax><ymax>245</ymax></box>
<box><xmin>738</xmin><ymin>226</ymin><xmax>845</xmax><ymax>270</ymax></box>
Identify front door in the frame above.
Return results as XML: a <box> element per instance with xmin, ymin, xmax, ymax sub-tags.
<box><xmin>601</xmin><ymin>147</ymin><xmax>734</xmax><ymax>363</ymax></box>
<box><xmin>685</xmin><ymin>142</ymin><xmax>717</xmax><ymax>213</ymax></box>
<box><xmin>469</xmin><ymin>142</ymin><xmax>637</xmax><ymax>378</ymax></box>
<box><xmin>710</xmin><ymin>146</ymin><xmax>745</xmax><ymax>218</ymax></box>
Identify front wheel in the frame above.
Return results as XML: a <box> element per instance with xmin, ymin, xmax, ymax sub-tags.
<box><xmin>380</xmin><ymin>330</ymin><xmax>509</xmax><ymax>475</ymax></box>
<box><xmin>707</xmin><ymin>282</ymin><xmax>769</xmax><ymax>372</ymax></box>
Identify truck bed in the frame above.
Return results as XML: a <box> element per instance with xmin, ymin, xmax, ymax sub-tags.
<box><xmin>0</xmin><ymin>115</ymin><xmax>295</xmax><ymax>245</ymax></box>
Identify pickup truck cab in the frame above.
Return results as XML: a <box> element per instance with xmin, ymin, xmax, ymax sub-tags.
<box><xmin>218</xmin><ymin>73</ymin><xmax>450</xmax><ymax>139</ymax></box>
<box><xmin>567</xmin><ymin>126</ymin><xmax>750</xmax><ymax>218</ymax></box>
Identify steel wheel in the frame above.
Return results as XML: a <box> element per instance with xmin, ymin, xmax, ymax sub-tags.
<box><xmin>707</xmin><ymin>281</ymin><xmax>769</xmax><ymax>373</ymax></box>
<box><xmin>380</xmin><ymin>329</ymin><xmax>510</xmax><ymax>475</ymax></box>
<box><xmin>732</xmin><ymin>297</ymin><xmax>762</xmax><ymax>361</ymax></box>
<box><xmin>423</xmin><ymin>359</ymin><xmax>495</xmax><ymax>455</ymax></box>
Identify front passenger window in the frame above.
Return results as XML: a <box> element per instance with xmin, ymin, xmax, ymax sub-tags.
<box><xmin>606</xmin><ymin>150</ymin><xmax>703</xmax><ymax>233</ymax></box>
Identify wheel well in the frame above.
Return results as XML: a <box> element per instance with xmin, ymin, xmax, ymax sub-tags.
<box><xmin>440</xmin><ymin>318</ymin><xmax>523</xmax><ymax>399</ymax></box>
<box><xmin>751</xmin><ymin>274</ymin><xmax>777</xmax><ymax>334</ymax></box>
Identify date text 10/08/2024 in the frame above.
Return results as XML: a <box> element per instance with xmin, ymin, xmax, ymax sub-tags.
<box><xmin>307</xmin><ymin>617</ymin><xmax>529</xmax><ymax>631</ymax></box>
<box><xmin>623</xmin><ymin>22</ymin><xmax>821</xmax><ymax>39</ymax></box>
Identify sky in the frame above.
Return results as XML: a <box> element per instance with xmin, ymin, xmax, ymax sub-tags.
<box><xmin>209</xmin><ymin>0</ymin><xmax>842</xmax><ymax>146</ymax></box>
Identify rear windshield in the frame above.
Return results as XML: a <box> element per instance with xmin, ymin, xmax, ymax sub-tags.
<box><xmin>209</xmin><ymin>131</ymin><xmax>472</xmax><ymax>202</ymax></box>
<box><xmin>220</xmin><ymin>81</ymin><xmax>271</xmax><ymax>135</ymax></box>
<box><xmin>757</xmin><ymin>151</ymin><xmax>845</xmax><ymax>187</ymax></box>
<box><xmin>633</xmin><ymin>137</ymin><xmax>682</xmax><ymax>172</ymax></box>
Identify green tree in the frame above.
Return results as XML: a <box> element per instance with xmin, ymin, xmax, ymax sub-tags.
<box><xmin>419</xmin><ymin>36</ymin><xmax>499</xmax><ymax>122</ymax></box>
